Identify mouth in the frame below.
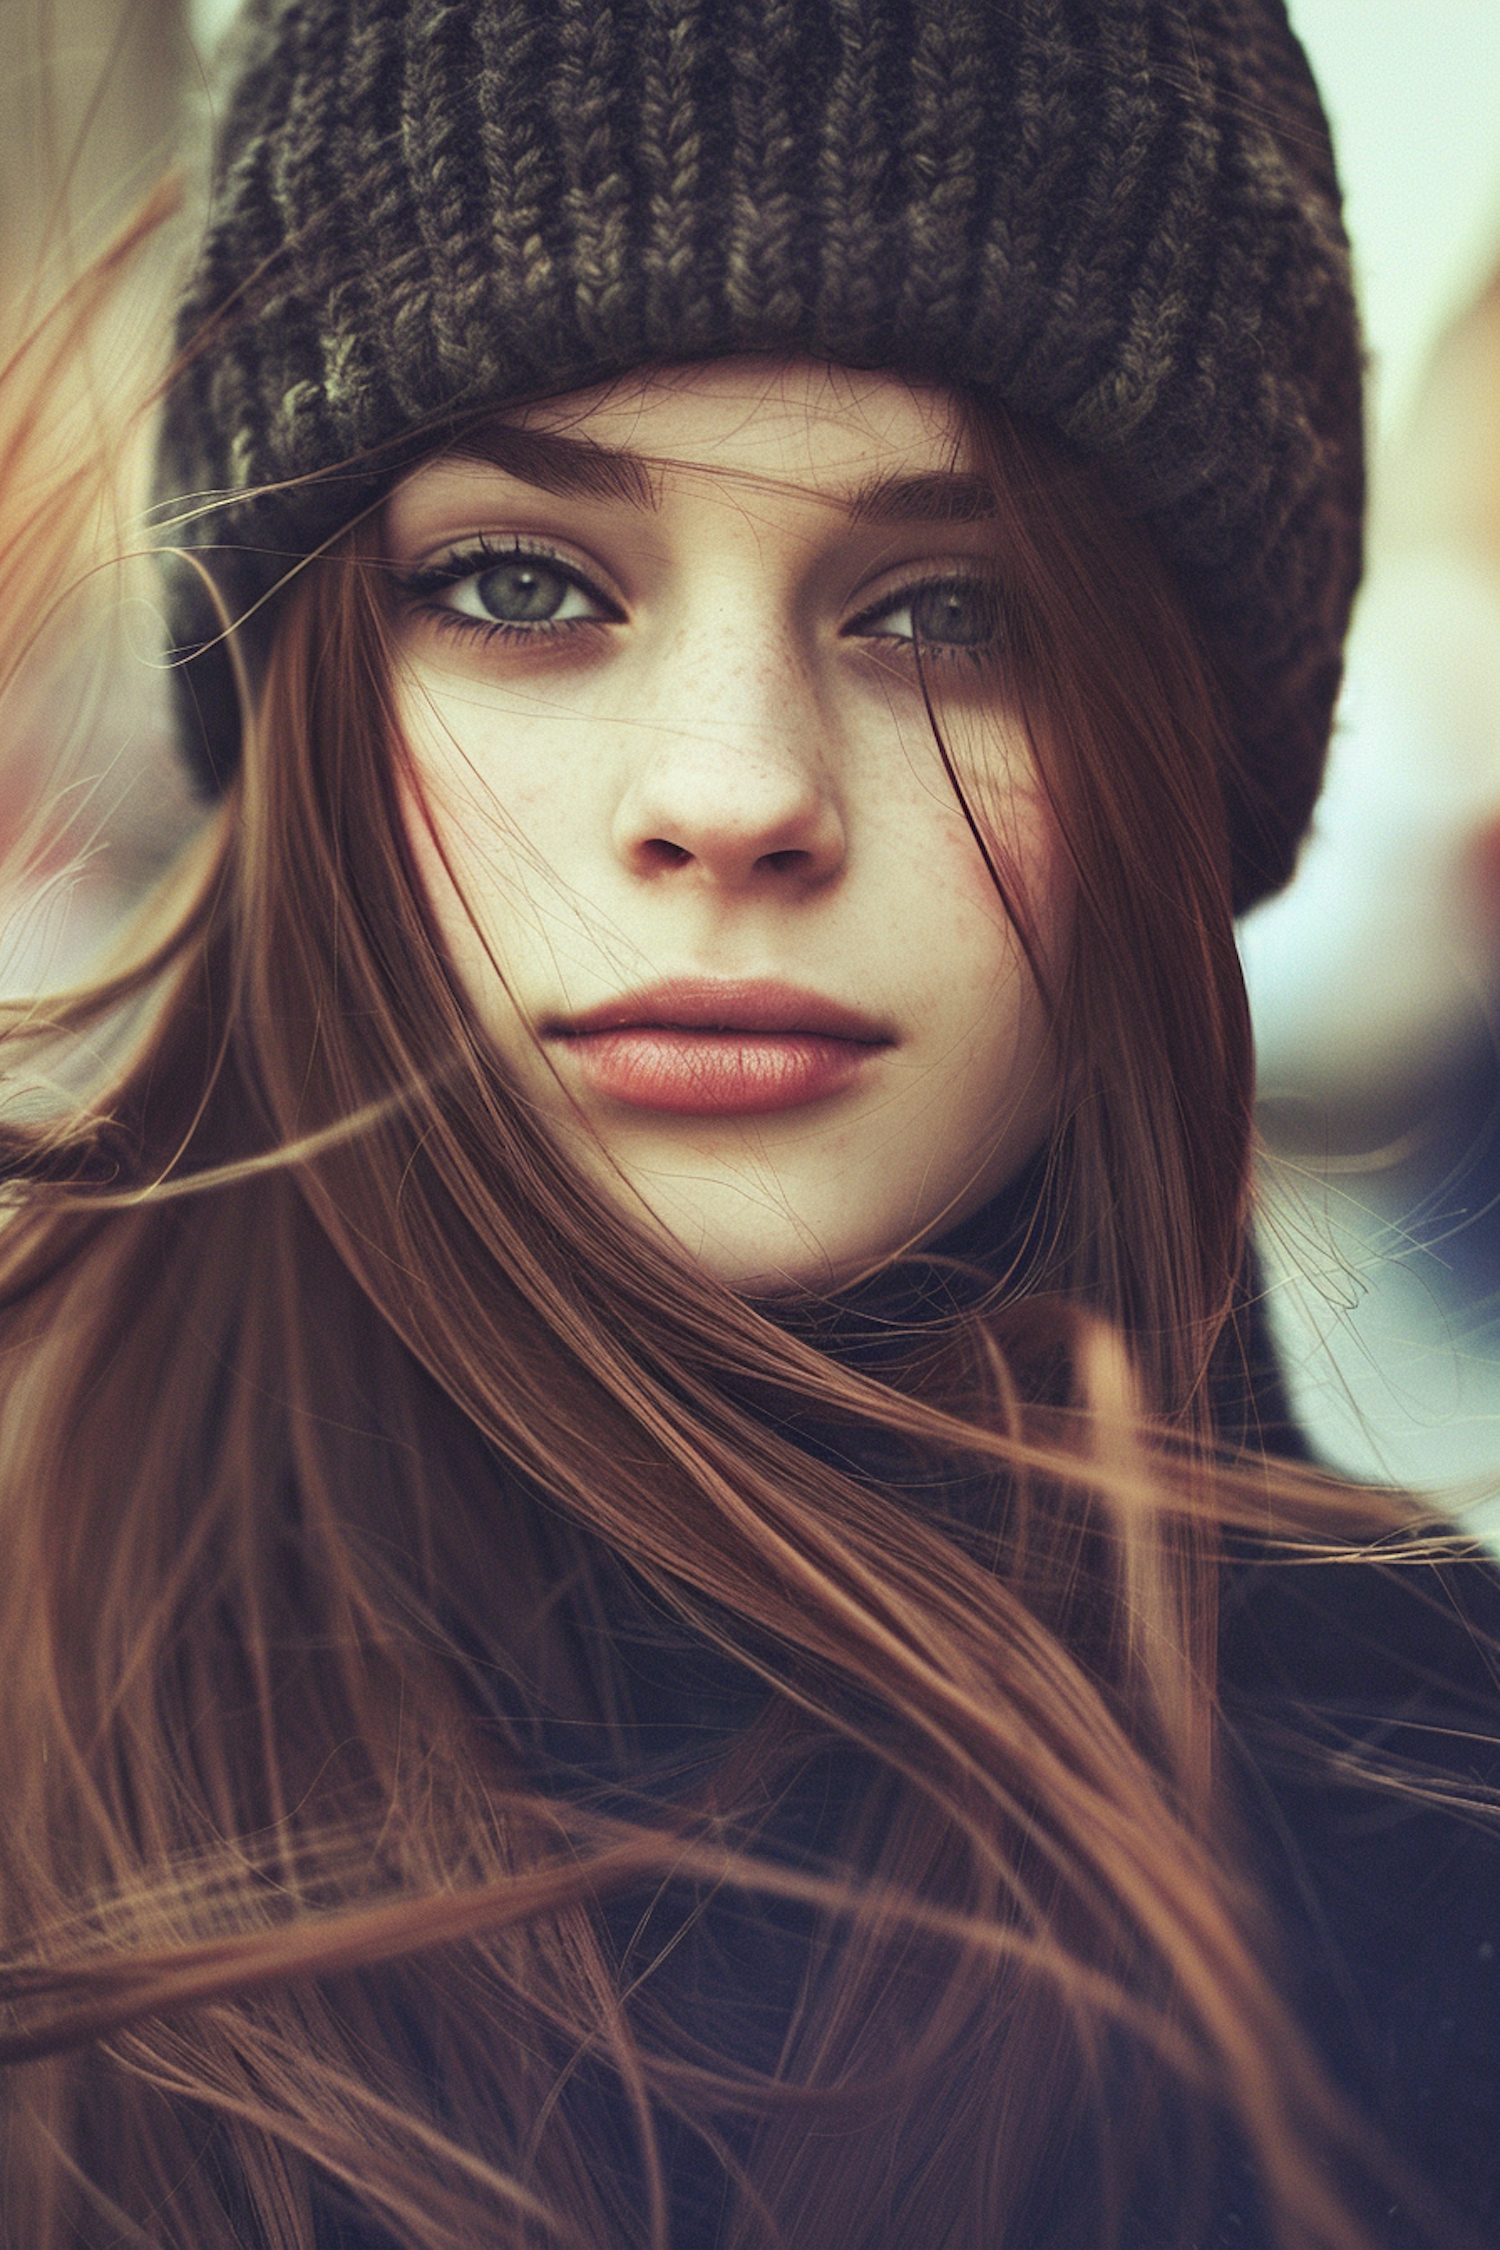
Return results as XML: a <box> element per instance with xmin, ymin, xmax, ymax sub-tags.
<box><xmin>544</xmin><ymin>979</ymin><xmax>894</xmax><ymax>1116</ymax></box>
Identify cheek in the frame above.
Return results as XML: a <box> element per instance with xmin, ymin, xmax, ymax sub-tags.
<box><xmin>395</xmin><ymin>776</ymin><xmax>499</xmax><ymax>1014</ymax></box>
<box><xmin>938</xmin><ymin>783</ymin><xmax>1071</xmax><ymax>1158</ymax></box>
<box><xmin>1006</xmin><ymin>792</ymin><xmax>1072</xmax><ymax>984</ymax></box>
<box><xmin>397</xmin><ymin>685</ymin><xmax>552</xmax><ymax>842</ymax></box>
<box><xmin>392</xmin><ymin>691</ymin><xmax>544</xmax><ymax>1018</ymax></box>
<box><xmin>922</xmin><ymin>751</ymin><xmax>1071</xmax><ymax>1003</ymax></box>
<box><xmin>393</xmin><ymin>677</ymin><xmax>567</xmax><ymax>925</ymax></box>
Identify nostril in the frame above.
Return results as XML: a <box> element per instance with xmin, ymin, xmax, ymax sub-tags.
<box><xmin>760</xmin><ymin>847</ymin><xmax>810</xmax><ymax>875</ymax></box>
<box><xmin>640</xmin><ymin>838</ymin><xmax>693</xmax><ymax>870</ymax></box>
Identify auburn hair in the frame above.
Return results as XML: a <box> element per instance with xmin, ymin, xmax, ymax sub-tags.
<box><xmin>0</xmin><ymin>194</ymin><xmax>1451</xmax><ymax>2250</ymax></box>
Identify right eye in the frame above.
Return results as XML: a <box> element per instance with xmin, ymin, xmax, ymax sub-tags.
<box><xmin>398</xmin><ymin>543</ymin><xmax>621</xmax><ymax>638</ymax></box>
<box><xmin>449</xmin><ymin>555</ymin><xmax>608</xmax><ymax>627</ymax></box>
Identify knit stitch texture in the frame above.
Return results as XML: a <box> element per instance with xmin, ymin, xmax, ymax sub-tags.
<box><xmin>159</xmin><ymin>0</ymin><xmax>1363</xmax><ymax>911</ymax></box>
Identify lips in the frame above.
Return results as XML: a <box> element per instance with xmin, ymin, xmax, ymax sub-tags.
<box><xmin>544</xmin><ymin>979</ymin><xmax>893</xmax><ymax>1115</ymax></box>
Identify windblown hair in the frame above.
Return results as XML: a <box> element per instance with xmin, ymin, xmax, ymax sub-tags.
<box><xmin>0</xmin><ymin>201</ymin><xmax>1458</xmax><ymax>2250</ymax></box>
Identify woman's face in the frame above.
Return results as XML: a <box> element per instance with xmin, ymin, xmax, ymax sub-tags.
<box><xmin>385</xmin><ymin>357</ymin><xmax>1066</xmax><ymax>1293</ymax></box>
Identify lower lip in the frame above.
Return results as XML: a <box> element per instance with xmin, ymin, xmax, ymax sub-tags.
<box><xmin>557</xmin><ymin>1029</ymin><xmax>883</xmax><ymax>1115</ymax></box>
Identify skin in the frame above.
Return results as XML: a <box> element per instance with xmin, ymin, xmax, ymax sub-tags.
<box><xmin>384</xmin><ymin>356</ymin><xmax>1066</xmax><ymax>1294</ymax></box>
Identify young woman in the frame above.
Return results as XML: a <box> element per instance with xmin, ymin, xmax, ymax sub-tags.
<box><xmin>1</xmin><ymin>2</ymin><xmax>1497</xmax><ymax>2246</ymax></box>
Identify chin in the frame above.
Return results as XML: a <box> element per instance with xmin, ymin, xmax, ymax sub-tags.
<box><xmin>641</xmin><ymin>1192</ymin><xmax>948</xmax><ymax>1300</ymax></box>
<box><xmin>665</xmin><ymin>1223</ymin><xmax>864</xmax><ymax>1300</ymax></box>
<box><xmin>556</xmin><ymin>1118</ymin><xmax>1021</xmax><ymax>1297</ymax></box>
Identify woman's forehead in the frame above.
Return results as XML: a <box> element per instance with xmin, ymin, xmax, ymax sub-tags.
<box><xmin>475</xmin><ymin>356</ymin><xmax>975</xmax><ymax>490</ymax></box>
<box><xmin>393</xmin><ymin>355</ymin><xmax>990</xmax><ymax>529</ymax></box>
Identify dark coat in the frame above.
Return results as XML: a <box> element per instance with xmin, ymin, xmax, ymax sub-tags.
<box><xmin>1215</xmin><ymin>1544</ymin><xmax>1500</xmax><ymax>2247</ymax></box>
<box><xmin>565</xmin><ymin>1542</ymin><xmax>1500</xmax><ymax>2250</ymax></box>
<box><xmin>324</xmin><ymin>1195</ymin><xmax>1500</xmax><ymax>2248</ymax></box>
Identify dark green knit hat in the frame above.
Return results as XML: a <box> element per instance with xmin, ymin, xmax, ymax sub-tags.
<box><xmin>160</xmin><ymin>0</ymin><xmax>1363</xmax><ymax>912</ymax></box>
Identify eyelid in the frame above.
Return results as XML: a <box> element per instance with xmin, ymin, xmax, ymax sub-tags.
<box><xmin>842</xmin><ymin>565</ymin><xmax>999</xmax><ymax>638</ymax></box>
<box><xmin>389</xmin><ymin>541</ymin><xmax>999</xmax><ymax>645</ymax></box>
<box><xmin>394</xmin><ymin>535</ymin><xmax>625</xmax><ymax>613</ymax></box>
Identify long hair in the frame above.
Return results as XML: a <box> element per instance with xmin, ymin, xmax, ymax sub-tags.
<box><xmin>0</xmin><ymin>203</ymin><xmax>1460</xmax><ymax>2250</ymax></box>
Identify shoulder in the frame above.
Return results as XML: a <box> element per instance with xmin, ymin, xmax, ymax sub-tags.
<box><xmin>1221</xmin><ymin>1540</ymin><xmax>1500</xmax><ymax>2241</ymax></box>
<box><xmin>1222</xmin><ymin>1533</ymin><xmax>1500</xmax><ymax>1735</ymax></box>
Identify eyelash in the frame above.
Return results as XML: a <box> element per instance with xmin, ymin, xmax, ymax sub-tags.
<box><xmin>394</xmin><ymin>539</ymin><xmax>1000</xmax><ymax>664</ymax></box>
<box><xmin>394</xmin><ymin>537</ymin><xmax>620</xmax><ymax>647</ymax></box>
<box><xmin>845</xmin><ymin>580</ymin><xmax>1001</xmax><ymax>669</ymax></box>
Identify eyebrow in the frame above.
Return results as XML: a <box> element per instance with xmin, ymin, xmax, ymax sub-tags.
<box><xmin>844</xmin><ymin>470</ymin><xmax>999</xmax><ymax>525</ymax></box>
<box><xmin>447</xmin><ymin>424</ymin><xmax>658</xmax><ymax>509</ymax></box>
<box><xmin>442</xmin><ymin>426</ymin><xmax>999</xmax><ymax>525</ymax></box>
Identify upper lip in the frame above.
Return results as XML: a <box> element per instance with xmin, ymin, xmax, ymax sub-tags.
<box><xmin>545</xmin><ymin>978</ymin><xmax>894</xmax><ymax>1044</ymax></box>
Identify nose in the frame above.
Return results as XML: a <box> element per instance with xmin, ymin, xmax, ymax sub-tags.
<box><xmin>612</xmin><ymin>641</ymin><xmax>848</xmax><ymax>894</ymax></box>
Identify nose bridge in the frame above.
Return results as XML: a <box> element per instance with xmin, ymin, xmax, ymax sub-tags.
<box><xmin>615</xmin><ymin>597</ymin><xmax>846</xmax><ymax>888</ymax></box>
<box><xmin>675</xmin><ymin>600</ymin><xmax>793</xmax><ymax>736</ymax></box>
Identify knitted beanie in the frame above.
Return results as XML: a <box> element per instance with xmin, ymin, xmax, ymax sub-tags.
<box><xmin>159</xmin><ymin>0</ymin><xmax>1363</xmax><ymax>912</ymax></box>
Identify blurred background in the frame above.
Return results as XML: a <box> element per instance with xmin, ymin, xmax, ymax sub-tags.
<box><xmin>6</xmin><ymin>0</ymin><xmax>1500</xmax><ymax>1514</ymax></box>
<box><xmin>1242</xmin><ymin>1</ymin><xmax>1500</xmax><ymax>1522</ymax></box>
<box><xmin>0</xmin><ymin>0</ymin><xmax>199</xmax><ymax>996</ymax></box>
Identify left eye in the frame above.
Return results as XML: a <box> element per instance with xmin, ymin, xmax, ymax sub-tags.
<box><xmin>443</xmin><ymin>555</ymin><xmax>609</xmax><ymax>627</ymax></box>
<box><xmin>851</xmin><ymin>577</ymin><xmax>998</xmax><ymax>649</ymax></box>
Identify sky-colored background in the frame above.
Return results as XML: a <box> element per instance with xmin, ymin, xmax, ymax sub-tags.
<box><xmin>1286</xmin><ymin>0</ymin><xmax>1500</xmax><ymax>446</ymax></box>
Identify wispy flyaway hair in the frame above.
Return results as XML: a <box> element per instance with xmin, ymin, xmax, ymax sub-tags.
<box><xmin>159</xmin><ymin>0</ymin><xmax>1362</xmax><ymax>912</ymax></box>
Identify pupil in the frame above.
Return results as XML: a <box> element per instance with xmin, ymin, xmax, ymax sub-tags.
<box><xmin>910</xmin><ymin>581</ymin><xmax>994</xmax><ymax>647</ymax></box>
<box><xmin>476</xmin><ymin>560</ymin><xmax>567</xmax><ymax>623</ymax></box>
